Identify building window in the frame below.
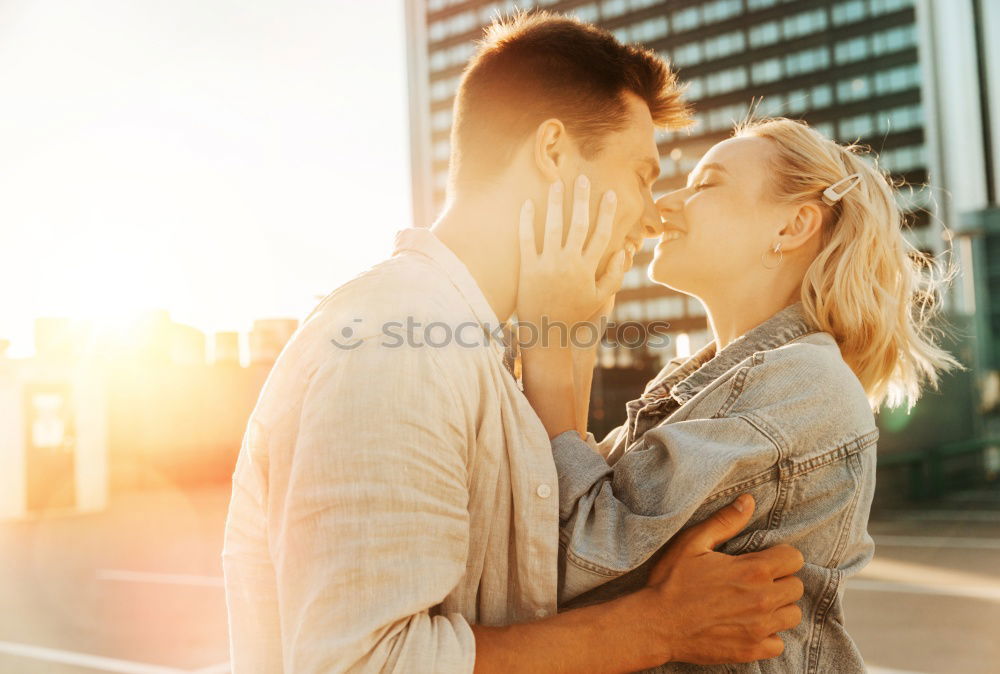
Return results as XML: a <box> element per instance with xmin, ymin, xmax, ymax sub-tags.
<box><xmin>758</xmin><ymin>93</ymin><xmax>786</xmax><ymax>116</ymax></box>
<box><xmin>572</xmin><ymin>2</ymin><xmax>600</xmax><ymax>24</ymax></box>
<box><xmin>430</xmin><ymin>76</ymin><xmax>460</xmax><ymax>103</ymax></box>
<box><xmin>874</xmin><ymin>64</ymin><xmax>920</xmax><ymax>94</ymax></box>
<box><xmin>837</xmin><ymin>76</ymin><xmax>871</xmax><ymax>102</ymax></box>
<box><xmin>685</xmin><ymin>76</ymin><xmax>705</xmax><ymax>100</ymax></box>
<box><xmin>782</xmin><ymin>9</ymin><xmax>827</xmax><ymax>39</ymax></box>
<box><xmin>432</xmin><ymin>140</ymin><xmax>451</xmax><ymax>162</ymax></box>
<box><xmin>672</xmin><ymin>41</ymin><xmax>703</xmax><ymax>67</ymax></box>
<box><xmin>785</xmin><ymin>47</ymin><xmax>830</xmax><ymax>77</ymax></box>
<box><xmin>839</xmin><ymin>113</ymin><xmax>875</xmax><ymax>140</ymax></box>
<box><xmin>748</xmin><ymin>0</ymin><xmax>779</xmax><ymax>10</ymax></box>
<box><xmin>749</xmin><ymin>21</ymin><xmax>781</xmax><ymax>47</ymax></box>
<box><xmin>871</xmin><ymin>0</ymin><xmax>913</xmax><ymax>16</ymax></box>
<box><xmin>704</xmin><ymin>31</ymin><xmax>746</xmax><ymax>60</ymax></box>
<box><xmin>832</xmin><ymin>0</ymin><xmax>868</xmax><ymax>26</ymax></box>
<box><xmin>429</xmin><ymin>42</ymin><xmax>476</xmax><ymax>73</ymax></box>
<box><xmin>630</xmin><ymin>16</ymin><xmax>669</xmax><ymax>43</ymax></box>
<box><xmin>703</xmin><ymin>0</ymin><xmax>742</xmax><ymax>24</ymax></box>
<box><xmin>600</xmin><ymin>0</ymin><xmax>628</xmax><ymax>18</ymax></box>
<box><xmin>785</xmin><ymin>88</ymin><xmax>809</xmax><ymax>114</ymax></box>
<box><xmin>872</xmin><ymin>25</ymin><xmax>917</xmax><ymax>56</ymax></box>
<box><xmin>880</xmin><ymin>144</ymin><xmax>926</xmax><ymax>173</ymax></box>
<box><xmin>707</xmin><ymin>102</ymin><xmax>749</xmax><ymax>131</ymax></box>
<box><xmin>813</xmin><ymin>121</ymin><xmax>835</xmax><ymax>138</ymax></box>
<box><xmin>835</xmin><ymin>36</ymin><xmax>870</xmax><ymax>64</ymax></box>
<box><xmin>752</xmin><ymin>58</ymin><xmax>783</xmax><ymax>84</ymax></box>
<box><xmin>672</xmin><ymin>6</ymin><xmax>701</xmax><ymax>33</ymax></box>
<box><xmin>431</xmin><ymin>109</ymin><xmax>453</xmax><ymax>132</ymax></box>
<box><xmin>811</xmin><ymin>84</ymin><xmax>834</xmax><ymax>109</ymax></box>
<box><xmin>659</xmin><ymin>154</ymin><xmax>678</xmax><ymax>178</ymax></box>
<box><xmin>878</xmin><ymin>104</ymin><xmax>924</xmax><ymax>133</ymax></box>
<box><xmin>705</xmin><ymin>66</ymin><xmax>748</xmax><ymax>96</ymax></box>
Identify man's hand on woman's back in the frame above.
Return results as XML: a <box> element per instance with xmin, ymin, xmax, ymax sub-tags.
<box><xmin>639</xmin><ymin>493</ymin><xmax>806</xmax><ymax>665</ymax></box>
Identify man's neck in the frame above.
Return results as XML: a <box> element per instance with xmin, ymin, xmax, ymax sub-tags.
<box><xmin>431</xmin><ymin>192</ymin><xmax>521</xmax><ymax>324</ymax></box>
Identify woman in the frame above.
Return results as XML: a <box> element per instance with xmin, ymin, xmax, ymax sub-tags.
<box><xmin>515</xmin><ymin>117</ymin><xmax>960</xmax><ymax>672</ymax></box>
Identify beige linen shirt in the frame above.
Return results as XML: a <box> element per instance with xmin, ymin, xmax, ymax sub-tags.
<box><xmin>222</xmin><ymin>228</ymin><xmax>560</xmax><ymax>673</ymax></box>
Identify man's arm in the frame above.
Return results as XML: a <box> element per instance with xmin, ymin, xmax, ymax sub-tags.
<box><xmin>471</xmin><ymin>494</ymin><xmax>803</xmax><ymax>672</ymax></box>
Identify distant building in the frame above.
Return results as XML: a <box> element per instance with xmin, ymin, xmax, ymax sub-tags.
<box><xmin>213</xmin><ymin>332</ymin><xmax>241</xmax><ymax>366</ymax></box>
<box><xmin>249</xmin><ymin>319</ymin><xmax>299</xmax><ymax>365</ymax></box>
<box><xmin>34</xmin><ymin>317</ymin><xmax>90</xmax><ymax>362</ymax></box>
<box><xmin>170</xmin><ymin>323</ymin><xmax>208</xmax><ymax>366</ymax></box>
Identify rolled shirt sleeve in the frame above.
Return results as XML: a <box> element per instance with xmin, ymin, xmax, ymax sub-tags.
<box><xmin>270</xmin><ymin>342</ymin><xmax>476</xmax><ymax>673</ymax></box>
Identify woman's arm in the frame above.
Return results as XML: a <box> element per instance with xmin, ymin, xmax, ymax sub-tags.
<box><xmin>516</xmin><ymin>177</ymin><xmax>624</xmax><ymax>439</ymax></box>
<box><xmin>521</xmin><ymin>340</ymin><xmax>577</xmax><ymax>439</ymax></box>
<box><xmin>550</xmin><ymin>416</ymin><xmax>783</xmax><ymax>603</ymax></box>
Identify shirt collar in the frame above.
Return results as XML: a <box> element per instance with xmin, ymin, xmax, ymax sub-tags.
<box><xmin>643</xmin><ymin>301</ymin><xmax>819</xmax><ymax>406</ymax></box>
<box><xmin>392</xmin><ymin>227</ymin><xmax>508</xmax><ymax>364</ymax></box>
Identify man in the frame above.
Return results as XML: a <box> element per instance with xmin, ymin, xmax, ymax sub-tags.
<box><xmin>223</xmin><ymin>11</ymin><xmax>804</xmax><ymax>673</ymax></box>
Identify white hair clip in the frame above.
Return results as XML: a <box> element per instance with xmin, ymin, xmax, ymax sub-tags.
<box><xmin>821</xmin><ymin>172</ymin><xmax>862</xmax><ymax>206</ymax></box>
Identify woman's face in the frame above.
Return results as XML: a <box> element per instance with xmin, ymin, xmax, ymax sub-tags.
<box><xmin>648</xmin><ymin>136</ymin><xmax>791</xmax><ymax>296</ymax></box>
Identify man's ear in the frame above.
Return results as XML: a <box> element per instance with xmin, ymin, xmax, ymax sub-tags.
<box><xmin>778</xmin><ymin>202</ymin><xmax>824</xmax><ymax>252</ymax></box>
<box><xmin>533</xmin><ymin>118</ymin><xmax>567</xmax><ymax>182</ymax></box>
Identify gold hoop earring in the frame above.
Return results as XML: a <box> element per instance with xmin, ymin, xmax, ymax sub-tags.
<box><xmin>761</xmin><ymin>241</ymin><xmax>782</xmax><ymax>270</ymax></box>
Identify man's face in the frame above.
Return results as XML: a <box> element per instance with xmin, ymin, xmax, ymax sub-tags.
<box><xmin>562</xmin><ymin>92</ymin><xmax>663</xmax><ymax>276</ymax></box>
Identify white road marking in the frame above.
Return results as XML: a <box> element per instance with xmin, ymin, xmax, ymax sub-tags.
<box><xmin>96</xmin><ymin>570</ymin><xmax>224</xmax><ymax>588</ymax></box>
<box><xmin>0</xmin><ymin>640</ymin><xmax>188</xmax><ymax>674</ymax></box>
<box><xmin>848</xmin><ymin>578</ymin><xmax>1000</xmax><ymax>601</ymax></box>
<box><xmin>875</xmin><ymin>535</ymin><xmax>1000</xmax><ymax>550</ymax></box>
<box><xmin>189</xmin><ymin>662</ymin><xmax>230</xmax><ymax>674</ymax></box>
<box><xmin>877</xmin><ymin>510</ymin><xmax>1000</xmax><ymax>523</ymax></box>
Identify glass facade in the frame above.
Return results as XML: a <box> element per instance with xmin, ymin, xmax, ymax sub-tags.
<box><xmin>414</xmin><ymin>0</ymin><xmax>925</xmax><ymax>367</ymax></box>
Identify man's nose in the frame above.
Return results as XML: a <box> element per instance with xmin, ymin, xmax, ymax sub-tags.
<box><xmin>640</xmin><ymin>195</ymin><xmax>661</xmax><ymax>239</ymax></box>
<box><xmin>654</xmin><ymin>187</ymin><xmax>690</xmax><ymax>228</ymax></box>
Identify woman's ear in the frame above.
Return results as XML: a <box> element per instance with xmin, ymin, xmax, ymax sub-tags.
<box><xmin>779</xmin><ymin>202</ymin><xmax>824</xmax><ymax>252</ymax></box>
<box><xmin>533</xmin><ymin>118</ymin><xmax>567</xmax><ymax>182</ymax></box>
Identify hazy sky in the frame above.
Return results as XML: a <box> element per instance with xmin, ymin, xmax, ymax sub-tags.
<box><xmin>0</xmin><ymin>0</ymin><xmax>412</xmax><ymax>356</ymax></box>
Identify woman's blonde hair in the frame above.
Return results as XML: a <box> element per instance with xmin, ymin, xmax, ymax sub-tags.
<box><xmin>734</xmin><ymin>117</ymin><xmax>962</xmax><ymax>411</ymax></box>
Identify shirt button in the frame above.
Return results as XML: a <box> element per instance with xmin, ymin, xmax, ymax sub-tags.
<box><xmin>535</xmin><ymin>608</ymin><xmax>548</xmax><ymax>618</ymax></box>
<box><xmin>536</xmin><ymin>484</ymin><xmax>552</xmax><ymax>499</ymax></box>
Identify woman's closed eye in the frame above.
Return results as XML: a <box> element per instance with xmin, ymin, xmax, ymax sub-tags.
<box><xmin>693</xmin><ymin>182</ymin><xmax>715</xmax><ymax>191</ymax></box>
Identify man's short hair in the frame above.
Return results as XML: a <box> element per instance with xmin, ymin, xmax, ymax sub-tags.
<box><xmin>448</xmin><ymin>10</ymin><xmax>692</xmax><ymax>189</ymax></box>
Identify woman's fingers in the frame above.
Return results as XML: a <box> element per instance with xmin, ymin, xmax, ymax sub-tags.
<box><xmin>595</xmin><ymin>249</ymin><xmax>626</xmax><ymax>300</ymax></box>
<box><xmin>518</xmin><ymin>199</ymin><xmax>537</xmax><ymax>261</ymax></box>
<box><xmin>542</xmin><ymin>180</ymin><xmax>564</xmax><ymax>254</ymax></box>
<box><xmin>584</xmin><ymin>189</ymin><xmax>617</xmax><ymax>266</ymax></box>
<box><xmin>566</xmin><ymin>174</ymin><xmax>590</xmax><ymax>251</ymax></box>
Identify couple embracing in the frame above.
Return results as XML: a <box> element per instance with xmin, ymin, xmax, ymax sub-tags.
<box><xmin>222</xmin><ymin>11</ymin><xmax>958</xmax><ymax>673</ymax></box>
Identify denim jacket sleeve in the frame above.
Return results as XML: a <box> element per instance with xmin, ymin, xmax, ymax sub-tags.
<box><xmin>551</xmin><ymin>415</ymin><xmax>780</xmax><ymax>603</ymax></box>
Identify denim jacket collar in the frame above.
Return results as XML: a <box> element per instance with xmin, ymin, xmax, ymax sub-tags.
<box><xmin>644</xmin><ymin>301</ymin><xmax>819</xmax><ymax>407</ymax></box>
<box><xmin>392</xmin><ymin>227</ymin><xmax>509</xmax><ymax>365</ymax></box>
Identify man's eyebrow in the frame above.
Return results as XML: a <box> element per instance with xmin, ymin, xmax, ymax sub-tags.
<box><xmin>686</xmin><ymin>162</ymin><xmax>729</xmax><ymax>187</ymax></box>
<box><xmin>640</xmin><ymin>157</ymin><xmax>660</xmax><ymax>183</ymax></box>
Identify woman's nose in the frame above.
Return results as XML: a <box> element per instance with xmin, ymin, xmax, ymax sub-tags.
<box><xmin>655</xmin><ymin>187</ymin><xmax>689</xmax><ymax>224</ymax></box>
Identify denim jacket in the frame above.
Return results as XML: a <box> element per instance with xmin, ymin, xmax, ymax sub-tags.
<box><xmin>551</xmin><ymin>301</ymin><xmax>878</xmax><ymax>673</ymax></box>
